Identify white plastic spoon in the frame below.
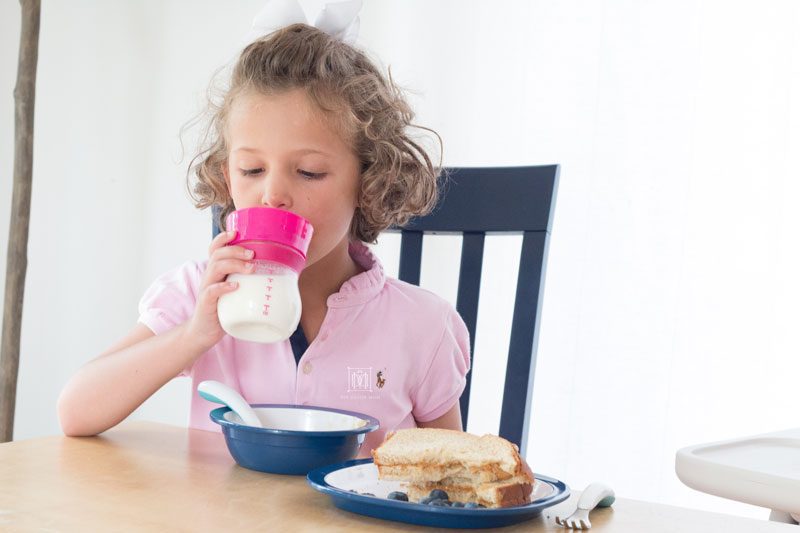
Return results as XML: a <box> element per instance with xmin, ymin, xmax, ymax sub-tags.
<box><xmin>197</xmin><ymin>380</ymin><xmax>262</xmax><ymax>428</ymax></box>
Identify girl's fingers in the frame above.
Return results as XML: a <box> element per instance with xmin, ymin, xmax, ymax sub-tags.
<box><xmin>199</xmin><ymin>280</ymin><xmax>239</xmax><ymax>306</ymax></box>
<box><xmin>210</xmin><ymin>244</ymin><xmax>254</xmax><ymax>262</ymax></box>
<box><xmin>206</xmin><ymin>258</ymin><xmax>255</xmax><ymax>283</ymax></box>
<box><xmin>208</xmin><ymin>230</ymin><xmax>237</xmax><ymax>256</ymax></box>
<box><xmin>202</xmin><ymin>231</ymin><xmax>254</xmax><ymax>288</ymax></box>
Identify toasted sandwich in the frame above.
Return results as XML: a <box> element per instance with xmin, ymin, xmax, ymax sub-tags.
<box><xmin>372</xmin><ymin>428</ymin><xmax>534</xmax><ymax>508</ymax></box>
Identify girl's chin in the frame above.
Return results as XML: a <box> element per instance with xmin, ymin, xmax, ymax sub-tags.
<box><xmin>302</xmin><ymin>247</ymin><xmax>325</xmax><ymax>269</ymax></box>
<box><xmin>302</xmin><ymin>231</ymin><xmax>353</xmax><ymax>270</ymax></box>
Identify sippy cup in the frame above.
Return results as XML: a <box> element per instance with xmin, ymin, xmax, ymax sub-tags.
<box><xmin>217</xmin><ymin>207</ymin><xmax>313</xmax><ymax>343</ymax></box>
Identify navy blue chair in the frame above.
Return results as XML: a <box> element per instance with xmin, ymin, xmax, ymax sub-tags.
<box><xmin>391</xmin><ymin>165</ymin><xmax>559</xmax><ymax>451</ymax></box>
<box><xmin>212</xmin><ymin>164</ymin><xmax>559</xmax><ymax>451</ymax></box>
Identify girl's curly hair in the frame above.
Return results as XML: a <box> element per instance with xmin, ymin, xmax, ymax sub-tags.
<box><xmin>187</xmin><ymin>23</ymin><xmax>442</xmax><ymax>243</ymax></box>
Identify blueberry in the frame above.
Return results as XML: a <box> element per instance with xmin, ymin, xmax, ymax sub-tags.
<box><xmin>420</xmin><ymin>496</ymin><xmax>435</xmax><ymax>505</ymax></box>
<box><xmin>451</xmin><ymin>501</ymin><xmax>465</xmax><ymax>508</ymax></box>
<box><xmin>429</xmin><ymin>499</ymin><xmax>450</xmax><ymax>506</ymax></box>
<box><xmin>362</xmin><ymin>492</ymin><xmax>375</xmax><ymax>497</ymax></box>
<box><xmin>387</xmin><ymin>491</ymin><xmax>408</xmax><ymax>502</ymax></box>
<box><xmin>464</xmin><ymin>502</ymin><xmax>485</xmax><ymax>509</ymax></box>
<box><xmin>429</xmin><ymin>489</ymin><xmax>449</xmax><ymax>501</ymax></box>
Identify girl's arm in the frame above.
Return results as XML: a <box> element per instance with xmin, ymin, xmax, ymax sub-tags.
<box><xmin>57</xmin><ymin>322</ymin><xmax>206</xmax><ymax>437</ymax></box>
<box><xmin>58</xmin><ymin>231</ymin><xmax>255</xmax><ymax>437</ymax></box>
<box><xmin>417</xmin><ymin>402</ymin><xmax>463</xmax><ymax>431</ymax></box>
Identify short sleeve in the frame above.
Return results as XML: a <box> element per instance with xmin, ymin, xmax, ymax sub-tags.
<box><xmin>138</xmin><ymin>260</ymin><xmax>205</xmax><ymax>336</ymax></box>
<box><xmin>411</xmin><ymin>306</ymin><xmax>471</xmax><ymax>423</ymax></box>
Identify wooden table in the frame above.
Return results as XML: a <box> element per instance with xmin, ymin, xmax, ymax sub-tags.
<box><xmin>0</xmin><ymin>422</ymin><xmax>794</xmax><ymax>532</ymax></box>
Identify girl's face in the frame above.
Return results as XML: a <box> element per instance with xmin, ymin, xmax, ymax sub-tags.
<box><xmin>224</xmin><ymin>88</ymin><xmax>361</xmax><ymax>267</ymax></box>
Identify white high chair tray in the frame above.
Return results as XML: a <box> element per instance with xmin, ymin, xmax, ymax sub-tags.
<box><xmin>676</xmin><ymin>427</ymin><xmax>800</xmax><ymax>514</ymax></box>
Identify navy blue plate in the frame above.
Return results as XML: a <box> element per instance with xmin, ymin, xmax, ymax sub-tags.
<box><xmin>307</xmin><ymin>459</ymin><xmax>569</xmax><ymax>529</ymax></box>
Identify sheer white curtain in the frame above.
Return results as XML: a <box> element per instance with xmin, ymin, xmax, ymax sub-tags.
<box><xmin>366</xmin><ymin>0</ymin><xmax>800</xmax><ymax>520</ymax></box>
<box><xmin>1</xmin><ymin>0</ymin><xmax>797</xmax><ymax>521</ymax></box>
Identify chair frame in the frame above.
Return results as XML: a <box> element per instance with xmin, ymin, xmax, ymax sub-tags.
<box><xmin>390</xmin><ymin>165</ymin><xmax>559</xmax><ymax>451</ymax></box>
<box><xmin>211</xmin><ymin>164</ymin><xmax>559</xmax><ymax>451</ymax></box>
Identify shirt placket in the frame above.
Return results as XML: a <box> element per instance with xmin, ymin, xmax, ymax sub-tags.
<box><xmin>294</xmin><ymin>305</ymin><xmax>341</xmax><ymax>405</ymax></box>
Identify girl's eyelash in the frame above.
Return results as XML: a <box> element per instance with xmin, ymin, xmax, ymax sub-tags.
<box><xmin>237</xmin><ymin>168</ymin><xmax>326</xmax><ymax>180</ymax></box>
<box><xmin>299</xmin><ymin>170</ymin><xmax>327</xmax><ymax>180</ymax></box>
<box><xmin>240</xmin><ymin>168</ymin><xmax>263</xmax><ymax>176</ymax></box>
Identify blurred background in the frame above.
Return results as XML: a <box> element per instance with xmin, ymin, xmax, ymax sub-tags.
<box><xmin>2</xmin><ymin>0</ymin><xmax>799</xmax><ymax>521</ymax></box>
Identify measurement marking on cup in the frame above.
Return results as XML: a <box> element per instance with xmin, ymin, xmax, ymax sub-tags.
<box><xmin>263</xmin><ymin>279</ymin><xmax>273</xmax><ymax>316</ymax></box>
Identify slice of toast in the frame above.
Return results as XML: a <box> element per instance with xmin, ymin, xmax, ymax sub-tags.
<box><xmin>373</xmin><ymin>428</ymin><xmax>527</xmax><ymax>482</ymax></box>
<box><xmin>406</xmin><ymin>474</ymin><xmax>534</xmax><ymax>508</ymax></box>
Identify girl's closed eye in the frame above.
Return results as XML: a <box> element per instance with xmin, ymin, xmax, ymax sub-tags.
<box><xmin>299</xmin><ymin>169</ymin><xmax>327</xmax><ymax>180</ymax></box>
<box><xmin>237</xmin><ymin>168</ymin><xmax>326</xmax><ymax>180</ymax></box>
<box><xmin>239</xmin><ymin>167</ymin><xmax>264</xmax><ymax>177</ymax></box>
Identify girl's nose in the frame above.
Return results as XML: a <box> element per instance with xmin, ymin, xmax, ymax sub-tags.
<box><xmin>260</xmin><ymin>173</ymin><xmax>292</xmax><ymax>210</ymax></box>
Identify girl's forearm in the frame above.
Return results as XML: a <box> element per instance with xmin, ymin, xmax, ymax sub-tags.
<box><xmin>57</xmin><ymin>323</ymin><xmax>205</xmax><ymax>436</ymax></box>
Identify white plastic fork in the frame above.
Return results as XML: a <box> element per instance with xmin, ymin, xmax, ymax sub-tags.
<box><xmin>555</xmin><ymin>482</ymin><xmax>615</xmax><ymax>530</ymax></box>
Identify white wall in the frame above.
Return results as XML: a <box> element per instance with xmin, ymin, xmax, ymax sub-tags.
<box><xmin>2</xmin><ymin>0</ymin><xmax>799</xmax><ymax>522</ymax></box>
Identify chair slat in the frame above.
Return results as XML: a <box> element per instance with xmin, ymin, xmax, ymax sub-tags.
<box><xmin>212</xmin><ymin>205</ymin><xmax>222</xmax><ymax>238</ymax></box>
<box><xmin>398</xmin><ymin>231</ymin><xmax>423</xmax><ymax>285</ymax></box>
<box><xmin>455</xmin><ymin>232</ymin><xmax>485</xmax><ymax>430</ymax></box>
<box><xmin>499</xmin><ymin>231</ymin><xmax>549</xmax><ymax>450</ymax></box>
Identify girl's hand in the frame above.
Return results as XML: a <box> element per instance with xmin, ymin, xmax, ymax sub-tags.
<box><xmin>184</xmin><ymin>230</ymin><xmax>255</xmax><ymax>351</ymax></box>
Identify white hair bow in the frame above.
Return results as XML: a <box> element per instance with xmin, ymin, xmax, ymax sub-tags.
<box><xmin>243</xmin><ymin>0</ymin><xmax>363</xmax><ymax>45</ymax></box>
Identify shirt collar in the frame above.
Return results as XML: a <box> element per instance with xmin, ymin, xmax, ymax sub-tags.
<box><xmin>326</xmin><ymin>240</ymin><xmax>386</xmax><ymax>308</ymax></box>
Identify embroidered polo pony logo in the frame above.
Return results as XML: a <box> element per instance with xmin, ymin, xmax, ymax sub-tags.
<box><xmin>376</xmin><ymin>370</ymin><xmax>386</xmax><ymax>389</ymax></box>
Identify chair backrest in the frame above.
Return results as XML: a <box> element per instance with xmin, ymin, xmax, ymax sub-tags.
<box><xmin>391</xmin><ymin>165</ymin><xmax>559</xmax><ymax>452</ymax></box>
<box><xmin>211</xmin><ymin>164</ymin><xmax>559</xmax><ymax>451</ymax></box>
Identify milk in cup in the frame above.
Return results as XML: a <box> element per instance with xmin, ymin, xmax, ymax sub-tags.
<box><xmin>217</xmin><ymin>207</ymin><xmax>313</xmax><ymax>343</ymax></box>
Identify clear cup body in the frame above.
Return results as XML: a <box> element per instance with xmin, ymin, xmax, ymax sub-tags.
<box><xmin>217</xmin><ymin>260</ymin><xmax>301</xmax><ymax>343</ymax></box>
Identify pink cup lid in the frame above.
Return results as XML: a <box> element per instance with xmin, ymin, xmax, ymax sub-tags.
<box><xmin>226</xmin><ymin>207</ymin><xmax>313</xmax><ymax>258</ymax></box>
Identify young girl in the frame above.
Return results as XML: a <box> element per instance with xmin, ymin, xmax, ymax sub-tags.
<box><xmin>57</xmin><ymin>17</ymin><xmax>470</xmax><ymax>454</ymax></box>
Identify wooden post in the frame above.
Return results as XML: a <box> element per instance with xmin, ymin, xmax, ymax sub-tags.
<box><xmin>1</xmin><ymin>0</ymin><xmax>40</xmax><ymax>442</ymax></box>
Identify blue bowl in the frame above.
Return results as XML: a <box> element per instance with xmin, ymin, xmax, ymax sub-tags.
<box><xmin>209</xmin><ymin>404</ymin><xmax>379</xmax><ymax>475</ymax></box>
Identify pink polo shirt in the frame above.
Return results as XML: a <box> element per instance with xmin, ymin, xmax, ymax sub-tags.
<box><xmin>137</xmin><ymin>240</ymin><xmax>471</xmax><ymax>454</ymax></box>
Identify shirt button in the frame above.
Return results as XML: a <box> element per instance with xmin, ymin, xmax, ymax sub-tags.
<box><xmin>303</xmin><ymin>362</ymin><xmax>313</xmax><ymax>374</ymax></box>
